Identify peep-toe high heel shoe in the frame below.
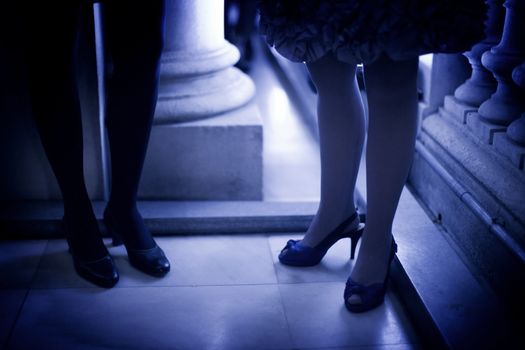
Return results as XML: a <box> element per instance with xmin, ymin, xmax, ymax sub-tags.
<box><xmin>103</xmin><ymin>210</ymin><xmax>170</xmax><ymax>277</ymax></box>
<box><xmin>344</xmin><ymin>238</ymin><xmax>398</xmax><ymax>313</ymax></box>
<box><xmin>279</xmin><ymin>212</ymin><xmax>364</xmax><ymax>267</ymax></box>
<box><xmin>63</xmin><ymin>218</ymin><xmax>119</xmax><ymax>288</ymax></box>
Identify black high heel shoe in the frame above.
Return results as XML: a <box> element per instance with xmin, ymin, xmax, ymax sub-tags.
<box><xmin>279</xmin><ymin>212</ymin><xmax>364</xmax><ymax>266</ymax></box>
<box><xmin>63</xmin><ymin>218</ymin><xmax>119</xmax><ymax>288</ymax></box>
<box><xmin>344</xmin><ymin>237</ymin><xmax>398</xmax><ymax>313</ymax></box>
<box><xmin>103</xmin><ymin>210</ymin><xmax>170</xmax><ymax>277</ymax></box>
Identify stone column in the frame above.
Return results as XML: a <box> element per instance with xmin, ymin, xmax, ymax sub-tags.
<box><xmin>155</xmin><ymin>0</ymin><xmax>255</xmax><ymax>122</ymax></box>
<box><xmin>478</xmin><ymin>0</ymin><xmax>525</xmax><ymax>125</ymax></box>
<box><xmin>454</xmin><ymin>0</ymin><xmax>505</xmax><ymax>107</ymax></box>
<box><xmin>139</xmin><ymin>0</ymin><xmax>263</xmax><ymax>200</ymax></box>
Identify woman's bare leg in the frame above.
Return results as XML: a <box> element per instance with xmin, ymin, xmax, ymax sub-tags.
<box><xmin>300</xmin><ymin>54</ymin><xmax>365</xmax><ymax>247</ymax></box>
<box><xmin>348</xmin><ymin>55</ymin><xmax>418</xmax><ymax>303</ymax></box>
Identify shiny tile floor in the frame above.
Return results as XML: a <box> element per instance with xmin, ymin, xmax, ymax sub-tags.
<box><xmin>0</xmin><ymin>236</ymin><xmax>421</xmax><ymax>350</ymax></box>
<box><xmin>0</xmin><ymin>38</ymin><xmax>422</xmax><ymax>350</ymax></box>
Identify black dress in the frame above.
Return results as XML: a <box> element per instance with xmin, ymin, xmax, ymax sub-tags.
<box><xmin>259</xmin><ymin>0</ymin><xmax>487</xmax><ymax>64</ymax></box>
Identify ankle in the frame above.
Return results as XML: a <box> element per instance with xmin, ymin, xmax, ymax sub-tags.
<box><xmin>320</xmin><ymin>203</ymin><xmax>358</xmax><ymax>220</ymax></box>
<box><xmin>314</xmin><ymin>209</ymin><xmax>360</xmax><ymax>233</ymax></box>
<box><xmin>63</xmin><ymin>219</ymin><xmax>107</xmax><ymax>262</ymax></box>
<box><xmin>302</xmin><ymin>210</ymin><xmax>360</xmax><ymax>247</ymax></box>
<box><xmin>350</xmin><ymin>234</ymin><xmax>394</xmax><ymax>285</ymax></box>
<box><xmin>104</xmin><ymin>204</ymin><xmax>155</xmax><ymax>250</ymax></box>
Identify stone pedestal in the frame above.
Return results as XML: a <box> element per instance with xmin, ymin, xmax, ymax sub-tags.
<box><xmin>140</xmin><ymin>104</ymin><xmax>262</xmax><ymax>199</ymax></box>
<box><xmin>139</xmin><ymin>0</ymin><xmax>263</xmax><ymax>200</ymax></box>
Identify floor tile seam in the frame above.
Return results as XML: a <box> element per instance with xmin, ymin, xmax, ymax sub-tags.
<box><xmin>3</xmin><ymin>288</ymin><xmax>30</xmax><ymax>350</ymax></box>
<box><xmin>265</xmin><ymin>233</ymin><xmax>295</xmax><ymax>284</ymax></box>
<box><xmin>25</xmin><ymin>281</ymin><xmax>344</xmax><ymax>291</ymax></box>
<box><xmin>3</xmin><ymin>240</ymin><xmax>50</xmax><ymax>348</ymax></box>
<box><xmin>263</xmin><ymin>233</ymin><xmax>282</xmax><ymax>285</ymax></box>
<box><xmin>275</xmin><ymin>283</ymin><xmax>296</xmax><ymax>349</ymax></box>
<box><xmin>28</xmin><ymin>239</ymin><xmax>49</xmax><ymax>290</ymax></box>
<box><xmin>25</xmin><ymin>280</ymin><xmax>349</xmax><ymax>291</ymax></box>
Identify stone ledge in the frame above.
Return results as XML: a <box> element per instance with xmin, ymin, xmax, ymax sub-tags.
<box><xmin>409</xmin><ymin>136</ymin><xmax>524</xmax><ymax>346</ymax></box>
<box><xmin>389</xmin><ymin>188</ymin><xmax>516</xmax><ymax>348</ymax></box>
<box><xmin>420</xmin><ymin>113</ymin><xmax>525</xmax><ymax>237</ymax></box>
<box><xmin>0</xmin><ymin>200</ymin><xmax>318</xmax><ymax>238</ymax></box>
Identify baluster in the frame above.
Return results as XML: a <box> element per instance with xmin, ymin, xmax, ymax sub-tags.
<box><xmin>478</xmin><ymin>0</ymin><xmax>525</xmax><ymax>125</ymax></box>
<box><xmin>507</xmin><ymin>62</ymin><xmax>525</xmax><ymax>146</ymax></box>
<box><xmin>454</xmin><ymin>0</ymin><xmax>505</xmax><ymax>107</ymax></box>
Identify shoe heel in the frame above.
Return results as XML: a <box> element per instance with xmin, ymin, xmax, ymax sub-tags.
<box><xmin>350</xmin><ymin>236</ymin><xmax>358</xmax><ymax>260</ymax></box>
<box><xmin>349</xmin><ymin>224</ymin><xmax>364</xmax><ymax>260</ymax></box>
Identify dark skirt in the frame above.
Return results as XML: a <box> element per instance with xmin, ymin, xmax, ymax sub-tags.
<box><xmin>259</xmin><ymin>0</ymin><xmax>487</xmax><ymax>64</ymax></box>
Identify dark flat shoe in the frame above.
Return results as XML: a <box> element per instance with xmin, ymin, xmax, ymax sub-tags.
<box><xmin>103</xmin><ymin>211</ymin><xmax>170</xmax><ymax>277</ymax></box>
<box><xmin>63</xmin><ymin>218</ymin><xmax>119</xmax><ymax>288</ymax></box>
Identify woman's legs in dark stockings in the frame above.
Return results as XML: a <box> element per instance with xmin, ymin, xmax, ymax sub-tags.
<box><xmin>347</xmin><ymin>56</ymin><xmax>418</xmax><ymax>303</ymax></box>
<box><xmin>302</xmin><ymin>54</ymin><xmax>365</xmax><ymax>247</ymax></box>
<box><xmin>104</xmin><ymin>1</ymin><xmax>166</xmax><ymax>250</ymax></box>
<box><xmin>26</xmin><ymin>4</ymin><xmax>107</xmax><ymax>261</ymax></box>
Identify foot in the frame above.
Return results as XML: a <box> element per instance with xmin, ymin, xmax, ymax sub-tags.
<box><xmin>104</xmin><ymin>204</ymin><xmax>156</xmax><ymax>250</ymax></box>
<box><xmin>104</xmin><ymin>203</ymin><xmax>170</xmax><ymax>277</ymax></box>
<box><xmin>346</xmin><ymin>233</ymin><xmax>394</xmax><ymax>305</ymax></box>
<box><xmin>300</xmin><ymin>210</ymin><xmax>360</xmax><ymax>248</ymax></box>
<box><xmin>63</xmin><ymin>208</ymin><xmax>119</xmax><ymax>288</ymax></box>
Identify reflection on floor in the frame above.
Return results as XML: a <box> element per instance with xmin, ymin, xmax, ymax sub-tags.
<box><xmin>0</xmin><ymin>236</ymin><xmax>421</xmax><ymax>349</ymax></box>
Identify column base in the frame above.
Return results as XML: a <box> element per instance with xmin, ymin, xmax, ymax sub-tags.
<box><xmin>139</xmin><ymin>102</ymin><xmax>263</xmax><ymax>200</ymax></box>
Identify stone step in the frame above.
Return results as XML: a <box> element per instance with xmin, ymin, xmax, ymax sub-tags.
<box><xmin>0</xmin><ymin>201</ymin><xmax>316</xmax><ymax>238</ymax></box>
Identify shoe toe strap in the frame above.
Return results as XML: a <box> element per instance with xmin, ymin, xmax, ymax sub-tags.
<box><xmin>281</xmin><ymin>239</ymin><xmax>297</xmax><ymax>253</ymax></box>
<box><xmin>344</xmin><ymin>279</ymin><xmax>385</xmax><ymax>304</ymax></box>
